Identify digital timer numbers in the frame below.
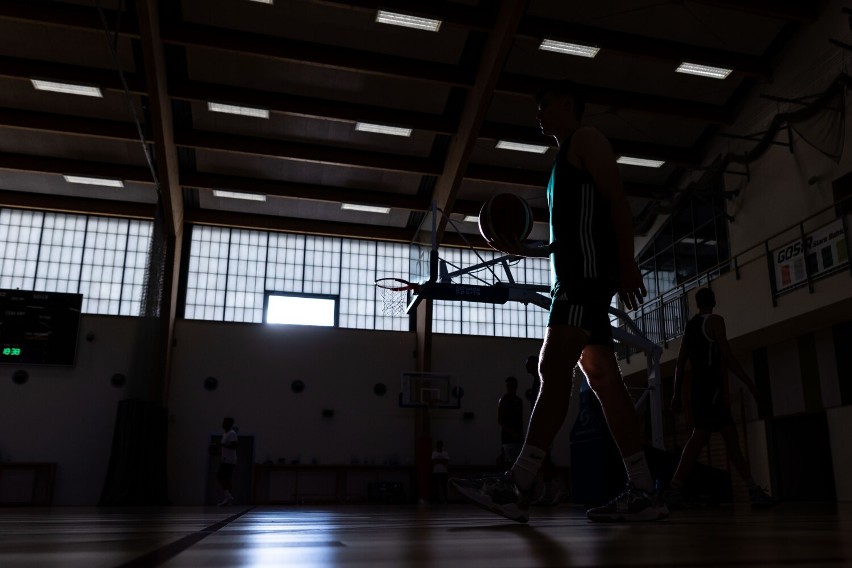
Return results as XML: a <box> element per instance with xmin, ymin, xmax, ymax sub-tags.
<box><xmin>2</xmin><ymin>347</ymin><xmax>22</xmax><ymax>356</ymax></box>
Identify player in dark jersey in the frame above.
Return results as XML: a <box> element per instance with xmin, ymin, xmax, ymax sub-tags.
<box><xmin>666</xmin><ymin>288</ymin><xmax>778</xmax><ymax>508</ymax></box>
<box><xmin>498</xmin><ymin>376</ymin><xmax>524</xmax><ymax>468</ymax></box>
<box><xmin>451</xmin><ymin>79</ymin><xmax>667</xmax><ymax>523</ymax></box>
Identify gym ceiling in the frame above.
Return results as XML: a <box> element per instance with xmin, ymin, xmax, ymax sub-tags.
<box><xmin>0</xmin><ymin>0</ymin><xmax>822</xmax><ymax>249</ymax></box>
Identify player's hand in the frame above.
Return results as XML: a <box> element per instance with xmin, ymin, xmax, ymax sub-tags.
<box><xmin>618</xmin><ymin>260</ymin><xmax>646</xmax><ymax>311</ymax></box>
<box><xmin>670</xmin><ymin>394</ymin><xmax>682</xmax><ymax>414</ymax></box>
<box><xmin>491</xmin><ymin>233</ymin><xmax>525</xmax><ymax>257</ymax></box>
<box><xmin>489</xmin><ymin>234</ymin><xmax>548</xmax><ymax>258</ymax></box>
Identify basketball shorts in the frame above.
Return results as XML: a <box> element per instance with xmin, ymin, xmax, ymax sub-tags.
<box><xmin>692</xmin><ymin>387</ymin><xmax>734</xmax><ymax>432</ymax></box>
<box><xmin>548</xmin><ymin>279</ymin><xmax>615</xmax><ymax>347</ymax></box>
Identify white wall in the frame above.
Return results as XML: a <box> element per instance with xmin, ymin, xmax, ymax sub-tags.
<box><xmin>166</xmin><ymin>321</ymin><xmax>554</xmax><ymax>504</ymax></box>
<box><xmin>0</xmin><ymin>313</ymin><xmax>580</xmax><ymax>506</ymax></box>
<box><xmin>0</xmin><ymin>315</ymin><xmax>143</xmax><ymax>505</ymax></box>
<box><xmin>167</xmin><ymin>321</ymin><xmax>418</xmax><ymax>504</ymax></box>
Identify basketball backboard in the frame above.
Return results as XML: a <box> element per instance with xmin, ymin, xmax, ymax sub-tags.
<box><xmin>399</xmin><ymin>372</ymin><xmax>461</xmax><ymax>409</ymax></box>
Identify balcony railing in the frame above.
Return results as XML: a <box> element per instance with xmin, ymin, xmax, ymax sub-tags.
<box><xmin>615</xmin><ymin>195</ymin><xmax>851</xmax><ymax>360</ymax></box>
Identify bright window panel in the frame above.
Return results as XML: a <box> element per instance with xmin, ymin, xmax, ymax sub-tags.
<box><xmin>266</xmin><ymin>294</ymin><xmax>336</xmax><ymax>326</ymax></box>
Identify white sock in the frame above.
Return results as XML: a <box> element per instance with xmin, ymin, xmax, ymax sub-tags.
<box><xmin>623</xmin><ymin>451</ymin><xmax>654</xmax><ymax>493</ymax></box>
<box><xmin>510</xmin><ymin>445</ymin><xmax>547</xmax><ymax>491</ymax></box>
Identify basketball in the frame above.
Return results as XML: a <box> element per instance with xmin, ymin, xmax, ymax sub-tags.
<box><xmin>478</xmin><ymin>193</ymin><xmax>534</xmax><ymax>249</ymax></box>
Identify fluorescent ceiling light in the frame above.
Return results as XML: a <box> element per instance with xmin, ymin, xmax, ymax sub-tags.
<box><xmin>463</xmin><ymin>215</ymin><xmax>479</xmax><ymax>223</ymax></box>
<box><xmin>32</xmin><ymin>79</ymin><xmax>102</xmax><ymax>98</ymax></box>
<box><xmin>539</xmin><ymin>39</ymin><xmax>600</xmax><ymax>58</ymax></box>
<box><xmin>616</xmin><ymin>156</ymin><xmax>666</xmax><ymax>168</ymax></box>
<box><xmin>355</xmin><ymin>122</ymin><xmax>412</xmax><ymax>137</ymax></box>
<box><xmin>213</xmin><ymin>189</ymin><xmax>267</xmax><ymax>202</ymax></box>
<box><xmin>63</xmin><ymin>175</ymin><xmax>123</xmax><ymax>188</ymax></box>
<box><xmin>247</xmin><ymin>0</ymin><xmax>273</xmax><ymax>4</ymax></box>
<box><xmin>676</xmin><ymin>62</ymin><xmax>732</xmax><ymax>79</ymax></box>
<box><xmin>341</xmin><ymin>203</ymin><xmax>391</xmax><ymax>214</ymax></box>
<box><xmin>208</xmin><ymin>101</ymin><xmax>270</xmax><ymax>119</ymax></box>
<box><xmin>376</xmin><ymin>10</ymin><xmax>441</xmax><ymax>32</ymax></box>
<box><xmin>496</xmin><ymin>140</ymin><xmax>550</xmax><ymax>154</ymax></box>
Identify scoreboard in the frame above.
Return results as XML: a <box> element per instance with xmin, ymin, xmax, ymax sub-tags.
<box><xmin>0</xmin><ymin>289</ymin><xmax>83</xmax><ymax>366</ymax></box>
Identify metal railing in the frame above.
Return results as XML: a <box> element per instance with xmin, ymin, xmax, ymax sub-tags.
<box><xmin>615</xmin><ymin>195</ymin><xmax>852</xmax><ymax>360</ymax></box>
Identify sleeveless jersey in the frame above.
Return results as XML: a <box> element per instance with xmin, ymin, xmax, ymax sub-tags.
<box><xmin>683</xmin><ymin>314</ymin><xmax>724</xmax><ymax>402</ymax></box>
<box><xmin>546</xmin><ymin>137</ymin><xmax>618</xmax><ymax>295</ymax></box>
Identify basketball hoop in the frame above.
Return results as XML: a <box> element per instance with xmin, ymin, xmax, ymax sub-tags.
<box><xmin>374</xmin><ymin>278</ymin><xmax>419</xmax><ymax>316</ymax></box>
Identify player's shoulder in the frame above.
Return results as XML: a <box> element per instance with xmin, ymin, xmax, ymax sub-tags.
<box><xmin>571</xmin><ymin>126</ymin><xmax>606</xmax><ymax>144</ymax></box>
<box><xmin>569</xmin><ymin>126</ymin><xmax>613</xmax><ymax>157</ymax></box>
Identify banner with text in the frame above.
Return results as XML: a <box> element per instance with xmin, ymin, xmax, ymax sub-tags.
<box><xmin>773</xmin><ymin>218</ymin><xmax>848</xmax><ymax>295</ymax></box>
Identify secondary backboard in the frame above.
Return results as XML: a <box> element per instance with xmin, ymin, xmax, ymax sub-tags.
<box><xmin>399</xmin><ymin>372</ymin><xmax>460</xmax><ymax>409</ymax></box>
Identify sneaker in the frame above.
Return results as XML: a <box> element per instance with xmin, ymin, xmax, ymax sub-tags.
<box><xmin>749</xmin><ymin>485</ymin><xmax>780</xmax><ymax>509</ymax></box>
<box><xmin>586</xmin><ymin>484</ymin><xmax>669</xmax><ymax>522</ymax></box>
<box><xmin>216</xmin><ymin>496</ymin><xmax>233</xmax><ymax>507</ymax></box>
<box><xmin>450</xmin><ymin>472</ymin><xmax>531</xmax><ymax>523</ymax></box>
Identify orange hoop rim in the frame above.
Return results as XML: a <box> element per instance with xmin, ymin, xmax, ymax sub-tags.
<box><xmin>374</xmin><ymin>277</ymin><xmax>419</xmax><ymax>292</ymax></box>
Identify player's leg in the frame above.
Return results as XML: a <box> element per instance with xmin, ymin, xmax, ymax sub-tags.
<box><xmin>719</xmin><ymin>424</ymin><xmax>779</xmax><ymax>507</ymax></box>
<box><xmin>666</xmin><ymin>427</ymin><xmax>712</xmax><ymax>506</ymax></box>
<box><xmin>450</xmin><ymin>325</ymin><xmax>586</xmax><ymax>522</ymax></box>
<box><xmin>719</xmin><ymin>424</ymin><xmax>751</xmax><ymax>481</ymax></box>
<box><xmin>216</xmin><ymin>464</ymin><xmax>234</xmax><ymax>505</ymax></box>
<box><xmin>580</xmin><ymin>345</ymin><xmax>668</xmax><ymax>521</ymax></box>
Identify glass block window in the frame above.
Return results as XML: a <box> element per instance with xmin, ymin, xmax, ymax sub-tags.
<box><xmin>225</xmin><ymin>229</ymin><xmax>268</xmax><ymax>323</ymax></box>
<box><xmin>185</xmin><ymin>226</ymin><xmax>410</xmax><ymax>330</ymax></box>
<box><xmin>183</xmin><ymin>225</ymin><xmax>550</xmax><ymax>337</ymax></box>
<box><xmin>0</xmin><ymin>208</ymin><xmax>153</xmax><ymax>315</ymax></box>
<box><xmin>0</xmin><ymin>209</ymin><xmax>43</xmax><ymax>290</ymax></box>
<box><xmin>433</xmin><ymin>247</ymin><xmax>549</xmax><ymax>339</ymax></box>
<box><xmin>185</xmin><ymin>225</ymin><xmax>230</xmax><ymax>321</ymax></box>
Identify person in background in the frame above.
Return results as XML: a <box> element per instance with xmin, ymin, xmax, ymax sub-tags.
<box><xmin>431</xmin><ymin>440</ymin><xmax>450</xmax><ymax>504</ymax></box>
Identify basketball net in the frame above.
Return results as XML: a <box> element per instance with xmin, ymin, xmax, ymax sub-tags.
<box><xmin>379</xmin><ymin>286</ymin><xmax>408</xmax><ymax>316</ymax></box>
<box><xmin>374</xmin><ymin>277</ymin><xmax>418</xmax><ymax>316</ymax></box>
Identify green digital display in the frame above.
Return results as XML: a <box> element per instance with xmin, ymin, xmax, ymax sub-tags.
<box><xmin>2</xmin><ymin>347</ymin><xmax>22</xmax><ymax>357</ymax></box>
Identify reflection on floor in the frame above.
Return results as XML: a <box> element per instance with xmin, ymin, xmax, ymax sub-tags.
<box><xmin>1</xmin><ymin>503</ymin><xmax>851</xmax><ymax>567</ymax></box>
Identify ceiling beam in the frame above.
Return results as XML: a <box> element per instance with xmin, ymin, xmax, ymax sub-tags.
<box><xmin>479</xmin><ymin>122</ymin><xmax>702</xmax><ymax>167</ymax></box>
<box><xmin>497</xmin><ymin>73</ymin><xmax>736</xmax><ymax>124</ymax></box>
<box><xmin>1</xmin><ymin>52</ymin><xmax>731</xmax><ymax>128</ymax></box>
<box><xmin>186</xmin><ymin>209</ymin><xmax>414</xmax><ymax>243</ymax></box>
<box><xmin>0</xmin><ymin>107</ymin><xmax>444</xmax><ymax>176</ymax></box>
<box><xmin>182</xmin><ymin>172</ymin><xmax>429</xmax><ymax>211</ymax></box>
<box><xmin>301</xmin><ymin>0</ymin><xmax>495</xmax><ymax>30</ymax></box>
<box><xmin>136</xmin><ymin>0</ymin><xmax>182</xmax><ymax>237</ymax></box>
<box><xmin>425</xmin><ymin>0</ymin><xmax>531</xmax><ymax>244</ymax></box>
<box><xmin>517</xmin><ymin>16</ymin><xmax>771</xmax><ymax>78</ymax></box>
<box><xmin>464</xmin><ymin>164</ymin><xmax>670</xmax><ymax>200</ymax></box>
<box><xmin>175</xmin><ymin>130</ymin><xmax>443</xmax><ymax>176</ymax></box>
<box><xmin>161</xmin><ymin>21</ymin><xmax>473</xmax><ymax>87</ymax></box>
<box><xmin>0</xmin><ymin>107</ymin><xmax>144</xmax><ymax>141</ymax></box>
<box><xmin>0</xmin><ymin>0</ymin><xmax>139</xmax><ymax>36</ymax></box>
<box><xmin>0</xmin><ymin>189</ymin><xmax>155</xmax><ymax>219</ymax></box>
<box><xmin>0</xmin><ymin>55</ymin><xmax>146</xmax><ymax>93</ymax></box>
<box><xmin>170</xmin><ymin>80</ymin><xmax>458</xmax><ymax>135</ymax></box>
<box><xmin>686</xmin><ymin>0</ymin><xmax>818</xmax><ymax>22</ymax></box>
<box><xmin>0</xmin><ymin>151</ymin><xmax>153</xmax><ymax>182</ymax></box>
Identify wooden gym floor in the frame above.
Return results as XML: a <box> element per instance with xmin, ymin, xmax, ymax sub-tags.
<box><xmin>1</xmin><ymin>503</ymin><xmax>850</xmax><ymax>567</ymax></box>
